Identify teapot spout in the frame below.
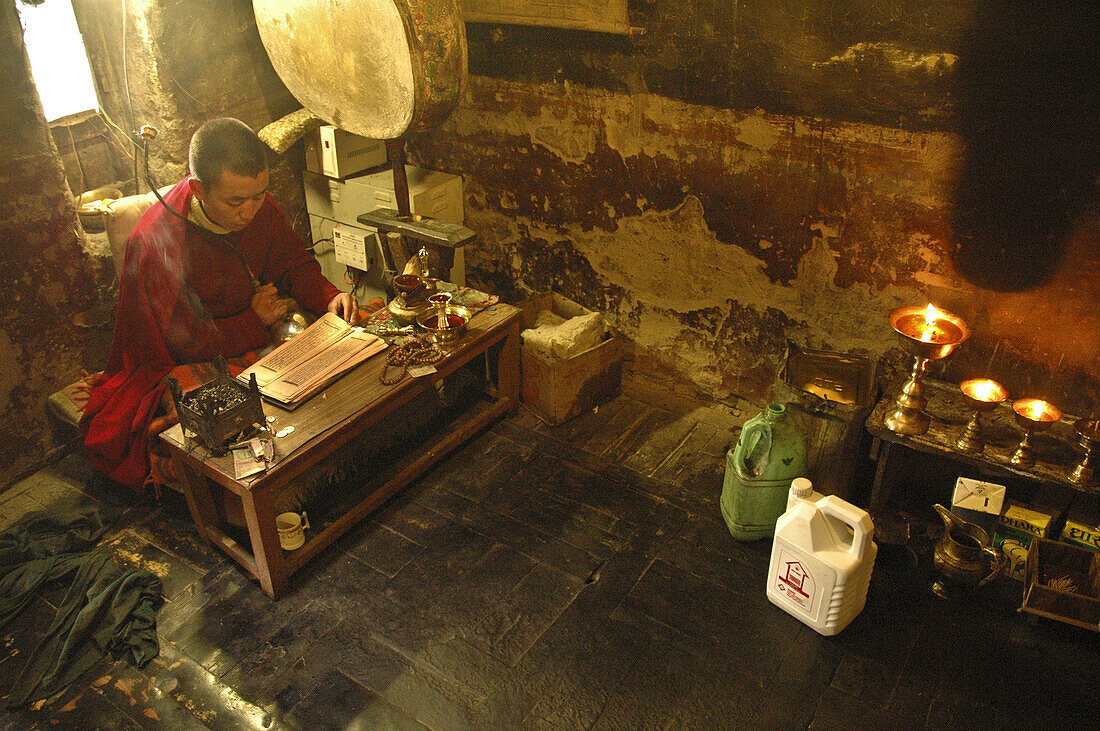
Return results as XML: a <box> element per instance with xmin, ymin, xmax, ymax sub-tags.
<box><xmin>932</xmin><ymin>503</ymin><xmax>957</xmax><ymax>532</ymax></box>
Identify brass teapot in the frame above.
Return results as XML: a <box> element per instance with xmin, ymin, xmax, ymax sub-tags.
<box><xmin>931</xmin><ymin>504</ymin><xmax>1004</xmax><ymax>599</ymax></box>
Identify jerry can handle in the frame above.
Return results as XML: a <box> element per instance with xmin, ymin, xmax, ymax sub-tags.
<box><xmin>818</xmin><ymin>496</ymin><xmax>874</xmax><ymax>558</ymax></box>
<box><xmin>735</xmin><ymin>421</ymin><xmax>772</xmax><ymax>479</ymax></box>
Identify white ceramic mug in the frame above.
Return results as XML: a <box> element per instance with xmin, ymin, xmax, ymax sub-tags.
<box><xmin>276</xmin><ymin>511</ymin><xmax>309</xmax><ymax>551</ymax></box>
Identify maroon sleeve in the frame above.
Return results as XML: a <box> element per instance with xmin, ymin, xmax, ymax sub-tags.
<box><xmin>259</xmin><ymin>199</ymin><xmax>341</xmax><ymax>315</ymax></box>
<box><xmin>162</xmin><ymin>295</ymin><xmax>269</xmax><ymax>363</ymax></box>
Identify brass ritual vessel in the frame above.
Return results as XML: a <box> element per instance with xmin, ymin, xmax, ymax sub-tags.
<box><xmin>955</xmin><ymin>379</ymin><xmax>1008</xmax><ymax>454</ymax></box>
<box><xmin>417</xmin><ymin>292</ymin><xmax>471</xmax><ymax>345</ymax></box>
<box><xmin>931</xmin><ymin>504</ymin><xmax>1004</xmax><ymax>599</ymax></box>
<box><xmin>1010</xmin><ymin>398</ymin><xmax>1062</xmax><ymax>469</ymax></box>
<box><xmin>884</xmin><ymin>304</ymin><xmax>971</xmax><ymax>436</ymax></box>
<box><xmin>388</xmin><ymin>273</ymin><xmax>433</xmax><ymax>325</ymax></box>
<box><xmin>1070</xmin><ymin>418</ymin><xmax>1099</xmax><ymax>488</ymax></box>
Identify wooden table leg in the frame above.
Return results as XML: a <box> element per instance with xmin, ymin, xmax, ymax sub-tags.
<box><xmin>174</xmin><ymin>455</ymin><xmax>220</xmax><ymax>542</ymax></box>
<box><xmin>239</xmin><ymin>487</ymin><xmax>288</xmax><ymax>599</ymax></box>
<box><xmin>496</xmin><ymin>319</ymin><xmax>521</xmax><ymax>414</ymax></box>
<box><xmin>868</xmin><ymin>439</ymin><xmax>894</xmax><ymax>517</ymax></box>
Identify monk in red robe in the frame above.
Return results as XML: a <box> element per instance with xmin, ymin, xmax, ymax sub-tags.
<box><xmin>81</xmin><ymin>118</ymin><xmax>359</xmax><ymax>491</ymax></box>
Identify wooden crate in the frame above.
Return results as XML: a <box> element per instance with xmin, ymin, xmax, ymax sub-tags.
<box><xmin>1020</xmin><ymin>537</ymin><xmax>1100</xmax><ymax>631</ymax></box>
<box><xmin>519</xmin><ymin>292</ymin><xmax>623</xmax><ymax>425</ymax></box>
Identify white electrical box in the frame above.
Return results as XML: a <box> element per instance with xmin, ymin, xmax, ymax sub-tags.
<box><xmin>332</xmin><ymin>223</ymin><xmax>373</xmax><ymax>271</ymax></box>
<box><xmin>304</xmin><ymin>165</ymin><xmax>466</xmax><ymax>291</ymax></box>
<box><xmin>304</xmin><ymin>125</ymin><xmax>388</xmax><ymax>179</ymax></box>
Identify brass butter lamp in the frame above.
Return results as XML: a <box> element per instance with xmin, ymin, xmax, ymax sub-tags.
<box><xmin>884</xmin><ymin>304</ymin><xmax>971</xmax><ymax>435</ymax></box>
<box><xmin>955</xmin><ymin>378</ymin><xmax>1008</xmax><ymax>453</ymax></box>
<box><xmin>1070</xmin><ymin>419</ymin><xmax>1099</xmax><ymax>488</ymax></box>
<box><xmin>1010</xmin><ymin>398</ymin><xmax>1062</xmax><ymax>468</ymax></box>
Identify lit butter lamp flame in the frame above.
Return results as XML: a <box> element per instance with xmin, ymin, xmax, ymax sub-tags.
<box><xmin>920</xmin><ymin>303</ymin><xmax>942</xmax><ymax>343</ymax></box>
<box><xmin>964</xmin><ymin>379</ymin><xmax>1006</xmax><ymax>403</ymax></box>
<box><xmin>1026</xmin><ymin>400</ymin><xmax>1057</xmax><ymax>422</ymax></box>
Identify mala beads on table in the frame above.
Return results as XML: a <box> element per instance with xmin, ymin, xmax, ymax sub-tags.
<box><xmin>379</xmin><ymin>336</ymin><xmax>443</xmax><ymax>385</ymax></box>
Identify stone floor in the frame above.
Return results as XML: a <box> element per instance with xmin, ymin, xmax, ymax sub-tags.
<box><xmin>1</xmin><ymin>375</ymin><xmax>1097</xmax><ymax>729</ymax></box>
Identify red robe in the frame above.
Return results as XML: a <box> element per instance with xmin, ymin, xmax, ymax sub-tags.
<box><xmin>80</xmin><ymin>177</ymin><xmax>340</xmax><ymax>490</ymax></box>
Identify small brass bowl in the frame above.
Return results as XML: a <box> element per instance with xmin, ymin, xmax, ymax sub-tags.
<box><xmin>416</xmin><ymin>304</ymin><xmax>471</xmax><ymax>344</ymax></box>
<box><xmin>270</xmin><ymin>311</ymin><xmax>312</xmax><ymax>344</ymax></box>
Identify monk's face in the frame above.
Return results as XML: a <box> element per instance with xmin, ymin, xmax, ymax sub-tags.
<box><xmin>191</xmin><ymin>168</ymin><xmax>270</xmax><ymax>232</ymax></box>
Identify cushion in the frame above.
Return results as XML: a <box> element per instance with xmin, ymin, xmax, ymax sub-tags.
<box><xmin>104</xmin><ymin>187</ymin><xmax>173</xmax><ymax>275</ymax></box>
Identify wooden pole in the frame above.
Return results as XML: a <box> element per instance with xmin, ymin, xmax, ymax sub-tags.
<box><xmin>386</xmin><ymin>138</ymin><xmax>412</xmax><ymax>218</ymax></box>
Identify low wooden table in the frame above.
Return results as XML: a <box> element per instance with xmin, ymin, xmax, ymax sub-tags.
<box><xmin>160</xmin><ymin>303</ymin><xmax>521</xmax><ymax>598</ymax></box>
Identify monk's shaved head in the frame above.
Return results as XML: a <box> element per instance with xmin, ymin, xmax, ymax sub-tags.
<box><xmin>188</xmin><ymin>118</ymin><xmax>267</xmax><ymax>187</ymax></box>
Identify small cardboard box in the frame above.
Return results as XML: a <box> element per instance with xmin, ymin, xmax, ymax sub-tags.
<box><xmin>994</xmin><ymin>500</ymin><xmax>1057</xmax><ymax>580</ymax></box>
<box><xmin>519</xmin><ymin>292</ymin><xmax>623</xmax><ymax>425</ymax></box>
<box><xmin>951</xmin><ymin>477</ymin><xmax>1007</xmax><ymax>537</ymax></box>
<box><xmin>1021</xmin><ymin>538</ymin><xmax>1100</xmax><ymax>632</ymax></box>
<box><xmin>1061</xmin><ymin>494</ymin><xmax>1100</xmax><ymax>554</ymax></box>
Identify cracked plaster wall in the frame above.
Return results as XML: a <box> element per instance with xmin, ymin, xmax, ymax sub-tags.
<box><xmin>413</xmin><ymin>3</ymin><xmax>1100</xmax><ymax>414</ymax></box>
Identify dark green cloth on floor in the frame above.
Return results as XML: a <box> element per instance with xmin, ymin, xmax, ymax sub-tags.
<box><xmin>0</xmin><ymin>506</ymin><xmax>163</xmax><ymax>708</ymax></box>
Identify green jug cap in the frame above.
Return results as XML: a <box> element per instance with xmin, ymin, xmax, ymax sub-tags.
<box><xmin>764</xmin><ymin>403</ymin><xmax>786</xmax><ymax>420</ymax></box>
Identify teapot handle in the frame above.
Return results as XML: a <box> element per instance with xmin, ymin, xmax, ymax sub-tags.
<box><xmin>978</xmin><ymin>544</ymin><xmax>1004</xmax><ymax>587</ymax></box>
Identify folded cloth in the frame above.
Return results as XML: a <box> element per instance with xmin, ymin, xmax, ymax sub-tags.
<box><xmin>521</xmin><ymin>311</ymin><xmax>606</xmax><ymax>361</ymax></box>
<box><xmin>0</xmin><ymin>506</ymin><xmax>163</xmax><ymax>709</ymax></box>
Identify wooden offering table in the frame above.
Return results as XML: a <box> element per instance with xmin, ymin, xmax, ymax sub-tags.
<box><xmin>865</xmin><ymin>378</ymin><xmax>1087</xmax><ymax>520</ymax></box>
<box><xmin>160</xmin><ymin>303</ymin><xmax>521</xmax><ymax>598</ymax></box>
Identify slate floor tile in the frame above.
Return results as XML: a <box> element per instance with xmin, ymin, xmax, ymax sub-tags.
<box><xmin>340</xmin><ymin>520</ymin><xmax>423</xmax><ymax>578</ymax></box>
<box><xmin>105</xmin><ymin>529</ymin><xmax>205</xmax><ymax>601</ymax></box>
<box><xmin>283</xmin><ymin>669</ymin><xmax>426</xmax><ymax>730</ymax></box>
<box><xmin>156</xmin><ymin>562</ymin><xmax>312</xmax><ymax>678</ymax></box>
<box><xmin>32</xmin><ymin>684</ymin><xmax>143</xmax><ymax>730</ymax></box>
<box><xmin>86</xmin><ymin>660</ymin><xmax>208</xmax><ymax>729</ymax></box>
<box><xmin>129</xmin><ymin>509</ymin><xmax>227</xmax><ymax>574</ymax></box>
<box><xmin>370</xmin><ymin>496</ymin><xmax>453</xmax><ymax>546</ymax></box>
<box><xmin>0</xmin><ymin>595</ymin><xmax>55</xmax><ymax>705</ymax></box>
<box><xmin>133</xmin><ymin>639</ymin><xmax>273</xmax><ymax>730</ymax></box>
<box><xmin>456</xmin><ymin>502</ymin><xmax>605</xmax><ymax>579</ymax></box>
<box><xmin>217</xmin><ymin>603</ymin><xmax>348</xmax><ymax>715</ymax></box>
<box><xmin>328</xmin><ymin>629</ymin><xmax>484</xmax><ymax>729</ymax></box>
<box><xmin>480</xmin><ymin>562</ymin><xmax>584</xmax><ymax>667</ymax></box>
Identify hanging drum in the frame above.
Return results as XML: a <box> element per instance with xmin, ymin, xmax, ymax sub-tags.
<box><xmin>253</xmin><ymin>0</ymin><xmax>468</xmax><ymax>141</ymax></box>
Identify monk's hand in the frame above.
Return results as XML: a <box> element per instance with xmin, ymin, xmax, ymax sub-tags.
<box><xmin>327</xmin><ymin>292</ymin><xmax>360</xmax><ymax>325</ymax></box>
<box><xmin>252</xmin><ymin>284</ymin><xmax>289</xmax><ymax>326</ymax></box>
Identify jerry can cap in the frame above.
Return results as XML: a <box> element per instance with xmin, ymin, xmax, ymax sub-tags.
<box><xmin>790</xmin><ymin>477</ymin><xmax>814</xmax><ymax>498</ymax></box>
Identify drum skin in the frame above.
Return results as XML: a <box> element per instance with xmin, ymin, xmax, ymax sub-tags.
<box><xmin>253</xmin><ymin>0</ymin><xmax>467</xmax><ymax>140</ymax></box>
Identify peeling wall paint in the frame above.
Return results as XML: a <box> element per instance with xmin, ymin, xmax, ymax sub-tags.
<box><xmin>414</xmin><ymin>76</ymin><xmax>1100</xmax><ymax>412</ymax></box>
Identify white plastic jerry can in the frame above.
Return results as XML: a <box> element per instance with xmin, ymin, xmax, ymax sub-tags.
<box><xmin>766</xmin><ymin>478</ymin><xmax>877</xmax><ymax>636</ymax></box>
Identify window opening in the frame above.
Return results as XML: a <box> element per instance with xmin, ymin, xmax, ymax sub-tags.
<box><xmin>19</xmin><ymin>0</ymin><xmax>99</xmax><ymax>122</ymax></box>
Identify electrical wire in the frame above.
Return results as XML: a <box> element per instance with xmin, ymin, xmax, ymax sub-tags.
<box><xmin>66</xmin><ymin>125</ymin><xmax>87</xmax><ymax>195</ymax></box>
<box><xmin>96</xmin><ymin>106</ymin><xmax>138</xmax><ymax>161</ymax></box>
<box><xmin>121</xmin><ymin>0</ymin><xmax>138</xmax><ymax>193</ymax></box>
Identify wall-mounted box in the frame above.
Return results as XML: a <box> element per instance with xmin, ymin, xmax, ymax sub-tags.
<box><xmin>304</xmin><ymin>125</ymin><xmax>387</xmax><ymax>179</ymax></box>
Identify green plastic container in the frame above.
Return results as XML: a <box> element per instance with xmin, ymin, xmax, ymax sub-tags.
<box><xmin>721</xmin><ymin>403</ymin><xmax>807</xmax><ymax>541</ymax></box>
